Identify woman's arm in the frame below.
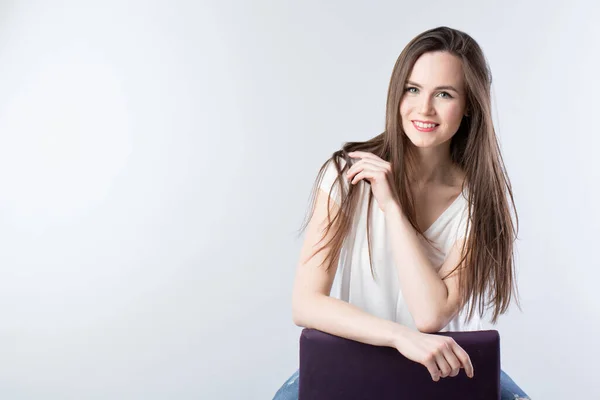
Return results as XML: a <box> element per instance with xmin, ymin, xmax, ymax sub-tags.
<box><xmin>292</xmin><ymin>188</ymin><xmax>408</xmax><ymax>347</ymax></box>
<box><xmin>384</xmin><ymin>203</ymin><xmax>466</xmax><ymax>333</ymax></box>
<box><xmin>291</xmin><ymin>188</ymin><xmax>474</xmax><ymax>381</ymax></box>
<box><xmin>341</xmin><ymin>150</ymin><xmax>467</xmax><ymax>333</ymax></box>
<box><xmin>293</xmin><ymin>292</ymin><xmax>409</xmax><ymax>348</ymax></box>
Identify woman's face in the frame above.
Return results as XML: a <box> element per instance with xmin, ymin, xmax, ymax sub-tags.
<box><xmin>399</xmin><ymin>51</ymin><xmax>468</xmax><ymax>149</ymax></box>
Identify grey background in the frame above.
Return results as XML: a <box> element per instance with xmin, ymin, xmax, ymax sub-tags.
<box><xmin>0</xmin><ymin>0</ymin><xmax>598</xmax><ymax>399</ymax></box>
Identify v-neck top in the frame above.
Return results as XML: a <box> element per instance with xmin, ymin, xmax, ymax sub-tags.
<box><xmin>319</xmin><ymin>157</ymin><xmax>481</xmax><ymax>332</ymax></box>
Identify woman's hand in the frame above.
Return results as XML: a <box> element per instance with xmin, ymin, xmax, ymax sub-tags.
<box><xmin>393</xmin><ymin>328</ymin><xmax>474</xmax><ymax>382</ymax></box>
<box><xmin>346</xmin><ymin>151</ymin><xmax>397</xmax><ymax>213</ymax></box>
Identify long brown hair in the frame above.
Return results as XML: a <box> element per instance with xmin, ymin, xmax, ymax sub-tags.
<box><xmin>298</xmin><ymin>26</ymin><xmax>520</xmax><ymax>325</ymax></box>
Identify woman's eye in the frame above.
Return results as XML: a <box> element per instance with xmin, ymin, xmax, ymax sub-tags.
<box><xmin>438</xmin><ymin>91</ymin><xmax>453</xmax><ymax>99</ymax></box>
<box><xmin>404</xmin><ymin>87</ymin><xmax>453</xmax><ymax>99</ymax></box>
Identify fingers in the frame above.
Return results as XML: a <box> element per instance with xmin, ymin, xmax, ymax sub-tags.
<box><xmin>427</xmin><ymin>338</ymin><xmax>473</xmax><ymax>382</ymax></box>
<box><xmin>434</xmin><ymin>351</ymin><xmax>452</xmax><ymax>379</ymax></box>
<box><xmin>349</xmin><ymin>169</ymin><xmax>388</xmax><ymax>185</ymax></box>
<box><xmin>347</xmin><ymin>160</ymin><xmax>389</xmax><ymax>177</ymax></box>
<box><xmin>347</xmin><ymin>154</ymin><xmax>391</xmax><ymax>171</ymax></box>
<box><xmin>346</xmin><ymin>160</ymin><xmax>390</xmax><ymax>183</ymax></box>
<box><xmin>350</xmin><ymin>171</ymin><xmax>367</xmax><ymax>185</ymax></box>
<box><xmin>448</xmin><ymin>340</ymin><xmax>474</xmax><ymax>378</ymax></box>
<box><xmin>346</xmin><ymin>165</ymin><xmax>377</xmax><ymax>184</ymax></box>
<box><xmin>423</xmin><ymin>355</ymin><xmax>442</xmax><ymax>382</ymax></box>
<box><xmin>440</xmin><ymin>341</ymin><xmax>462</xmax><ymax>378</ymax></box>
<box><xmin>347</xmin><ymin>151</ymin><xmax>381</xmax><ymax>161</ymax></box>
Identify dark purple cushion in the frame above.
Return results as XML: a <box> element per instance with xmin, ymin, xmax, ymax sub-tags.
<box><xmin>299</xmin><ymin>328</ymin><xmax>500</xmax><ymax>400</ymax></box>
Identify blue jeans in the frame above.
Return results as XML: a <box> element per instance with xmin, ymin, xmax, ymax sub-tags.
<box><xmin>273</xmin><ymin>369</ymin><xmax>530</xmax><ymax>400</ymax></box>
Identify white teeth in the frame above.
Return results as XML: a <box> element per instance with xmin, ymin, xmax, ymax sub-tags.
<box><xmin>414</xmin><ymin>121</ymin><xmax>437</xmax><ymax>129</ymax></box>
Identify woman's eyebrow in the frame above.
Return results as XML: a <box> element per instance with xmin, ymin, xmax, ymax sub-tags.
<box><xmin>406</xmin><ymin>80</ymin><xmax>460</xmax><ymax>93</ymax></box>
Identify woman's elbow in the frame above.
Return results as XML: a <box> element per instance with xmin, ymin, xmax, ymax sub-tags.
<box><xmin>291</xmin><ymin>293</ymin><xmax>311</xmax><ymax>327</ymax></box>
<box><xmin>292</xmin><ymin>307</ymin><xmax>305</xmax><ymax>327</ymax></box>
<box><xmin>415</xmin><ymin>316</ymin><xmax>443</xmax><ymax>333</ymax></box>
<box><xmin>292</xmin><ymin>292</ymin><xmax>324</xmax><ymax>328</ymax></box>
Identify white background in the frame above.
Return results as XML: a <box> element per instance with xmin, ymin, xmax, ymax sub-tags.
<box><xmin>0</xmin><ymin>1</ymin><xmax>598</xmax><ymax>399</ymax></box>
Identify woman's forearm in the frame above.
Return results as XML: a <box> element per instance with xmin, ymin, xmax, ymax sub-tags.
<box><xmin>384</xmin><ymin>202</ymin><xmax>450</xmax><ymax>331</ymax></box>
<box><xmin>292</xmin><ymin>293</ymin><xmax>409</xmax><ymax>348</ymax></box>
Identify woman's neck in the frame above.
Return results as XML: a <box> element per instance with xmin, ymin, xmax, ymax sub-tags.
<box><xmin>405</xmin><ymin>144</ymin><xmax>461</xmax><ymax>187</ymax></box>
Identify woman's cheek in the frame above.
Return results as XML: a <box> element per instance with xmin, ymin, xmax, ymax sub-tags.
<box><xmin>399</xmin><ymin>98</ymin><xmax>417</xmax><ymax>119</ymax></box>
<box><xmin>398</xmin><ymin>99</ymin><xmax>408</xmax><ymax>115</ymax></box>
<box><xmin>442</xmin><ymin>104</ymin><xmax>464</xmax><ymax>125</ymax></box>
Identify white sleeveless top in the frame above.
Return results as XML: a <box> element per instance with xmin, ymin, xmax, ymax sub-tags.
<box><xmin>319</xmin><ymin>157</ymin><xmax>482</xmax><ymax>332</ymax></box>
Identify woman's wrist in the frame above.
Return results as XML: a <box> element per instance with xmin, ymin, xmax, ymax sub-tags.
<box><xmin>383</xmin><ymin>201</ymin><xmax>411</xmax><ymax>230</ymax></box>
<box><xmin>383</xmin><ymin>200</ymin><xmax>403</xmax><ymax>217</ymax></box>
<box><xmin>388</xmin><ymin>323</ymin><xmax>410</xmax><ymax>348</ymax></box>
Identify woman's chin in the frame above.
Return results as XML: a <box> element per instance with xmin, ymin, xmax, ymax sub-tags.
<box><xmin>404</xmin><ymin>129</ymin><xmax>455</xmax><ymax>149</ymax></box>
<box><xmin>406</xmin><ymin>135</ymin><xmax>439</xmax><ymax>148</ymax></box>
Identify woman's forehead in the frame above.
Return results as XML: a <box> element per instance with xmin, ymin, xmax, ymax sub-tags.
<box><xmin>408</xmin><ymin>51</ymin><xmax>464</xmax><ymax>89</ymax></box>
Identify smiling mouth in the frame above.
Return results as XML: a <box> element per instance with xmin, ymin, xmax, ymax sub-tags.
<box><xmin>412</xmin><ymin>121</ymin><xmax>439</xmax><ymax>131</ymax></box>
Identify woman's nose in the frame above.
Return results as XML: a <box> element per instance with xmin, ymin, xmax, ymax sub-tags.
<box><xmin>419</xmin><ymin>98</ymin><xmax>435</xmax><ymax>115</ymax></box>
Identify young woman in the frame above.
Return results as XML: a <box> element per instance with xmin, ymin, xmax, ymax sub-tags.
<box><xmin>273</xmin><ymin>26</ymin><xmax>530</xmax><ymax>400</ymax></box>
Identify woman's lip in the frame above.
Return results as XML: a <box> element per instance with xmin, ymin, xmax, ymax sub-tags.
<box><xmin>412</xmin><ymin>121</ymin><xmax>439</xmax><ymax>132</ymax></box>
<box><xmin>412</xmin><ymin>120</ymin><xmax>439</xmax><ymax>124</ymax></box>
